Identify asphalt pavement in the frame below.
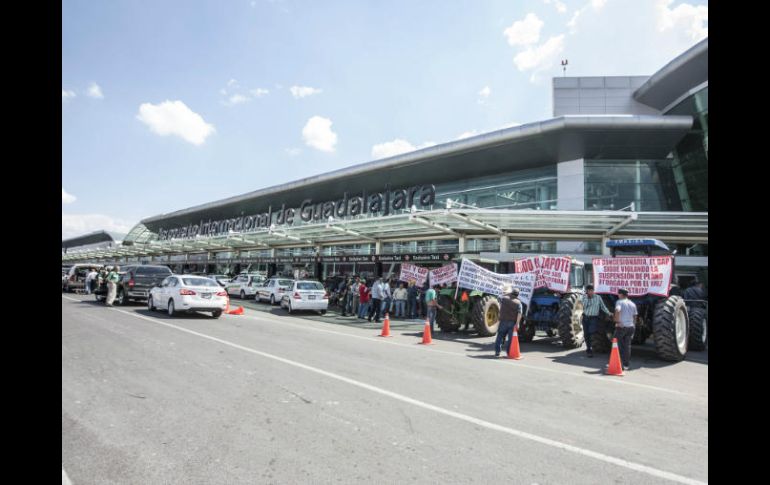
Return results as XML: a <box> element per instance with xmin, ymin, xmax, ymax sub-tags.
<box><xmin>62</xmin><ymin>294</ymin><xmax>708</xmax><ymax>484</ymax></box>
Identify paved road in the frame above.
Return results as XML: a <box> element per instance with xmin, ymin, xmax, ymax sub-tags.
<box><xmin>62</xmin><ymin>294</ymin><xmax>708</xmax><ymax>484</ymax></box>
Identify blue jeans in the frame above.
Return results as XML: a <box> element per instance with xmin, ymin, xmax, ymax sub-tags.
<box><xmin>381</xmin><ymin>298</ymin><xmax>392</xmax><ymax>316</ymax></box>
<box><xmin>358</xmin><ymin>301</ymin><xmax>370</xmax><ymax>319</ymax></box>
<box><xmin>582</xmin><ymin>315</ymin><xmax>600</xmax><ymax>351</ymax></box>
<box><xmin>428</xmin><ymin>307</ymin><xmax>437</xmax><ymax>332</ymax></box>
<box><xmin>614</xmin><ymin>326</ymin><xmax>635</xmax><ymax>367</ymax></box>
<box><xmin>495</xmin><ymin>320</ymin><xmax>516</xmax><ymax>355</ymax></box>
<box><xmin>394</xmin><ymin>300</ymin><xmax>406</xmax><ymax>317</ymax></box>
<box><xmin>407</xmin><ymin>297</ymin><xmax>417</xmax><ymax>318</ymax></box>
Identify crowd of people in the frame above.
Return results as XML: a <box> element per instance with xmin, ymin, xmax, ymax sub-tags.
<box><xmin>326</xmin><ymin>275</ymin><xmax>445</xmax><ymax>327</ymax></box>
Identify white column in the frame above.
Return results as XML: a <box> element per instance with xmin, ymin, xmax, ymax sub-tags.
<box><xmin>499</xmin><ymin>234</ymin><xmax>509</xmax><ymax>253</ymax></box>
<box><xmin>557</xmin><ymin>158</ymin><xmax>585</xmax><ymax>253</ymax></box>
<box><xmin>458</xmin><ymin>235</ymin><xmax>466</xmax><ymax>253</ymax></box>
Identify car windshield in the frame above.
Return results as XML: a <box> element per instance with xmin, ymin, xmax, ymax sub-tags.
<box><xmin>182</xmin><ymin>278</ymin><xmax>219</xmax><ymax>287</ymax></box>
<box><xmin>278</xmin><ymin>279</ymin><xmax>293</xmax><ymax>286</ymax></box>
<box><xmin>297</xmin><ymin>282</ymin><xmax>324</xmax><ymax>290</ymax></box>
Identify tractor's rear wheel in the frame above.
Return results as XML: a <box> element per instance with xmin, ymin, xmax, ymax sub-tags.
<box><xmin>687</xmin><ymin>306</ymin><xmax>708</xmax><ymax>351</ymax></box>
<box><xmin>436</xmin><ymin>294</ymin><xmax>461</xmax><ymax>332</ymax></box>
<box><xmin>591</xmin><ymin>319</ymin><xmax>612</xmax><ymax>353</ymax></box>
<box><xmin>557</xmin><ymin>293</ymin><xmax>585</xmax><ymax>349</ymax></box>
<box><xmin>653</xmin><ymin>295</ymin><xmax>688</xmax><ymax>361</ymax></box>
<box><xmin>471</xmin><ymin>295</ymin><xmax>500</xmax><ymax>337</ymax></box>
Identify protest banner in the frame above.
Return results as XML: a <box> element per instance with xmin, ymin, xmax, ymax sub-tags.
<box><xmin>456</xmin><ymin>258</ymin><xmax>535</xmax><ymax>305</ymax></box>
<box><xmin>399</xmin><ymin>263</ymin><xmax>429</xmax><ymax>287</ymax></box>
<box><xmin>514</xmin><ymin>255</ymin><xmax>572</xmax><ymax>292</ymax></box>
<box><xmin>592</xmin><ymin>256</ymin><xmax>673</xmax><ymax>297</ymax></box>
<box><xmin>429</xmin><ymin>263</ymin><xmax>458</xmax><ymax>286</ymax></box>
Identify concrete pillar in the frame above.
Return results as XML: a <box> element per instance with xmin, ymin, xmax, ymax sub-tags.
<box><xmin>458</xmin><ymin>235</ymin><xmax>466</xmax><ymax>253</ymax></box>
<box><xmin>499</xmin><ymin>234</ymin><xmax>509</xmax><ymax>253</ymax></box>
<box><xmin>557</xmin><ymin>158</ymin><xmax>585</xmax><ymax>253</ymax></box>
<box><xmin>375</xmin><ymin>240</ymin><xmax>382</xmax><ymax>255</ymax></box>
<box><xmin>601</xmin><ymin>236</ymin><xmax>610</xmax><ymax>255</ymax></box>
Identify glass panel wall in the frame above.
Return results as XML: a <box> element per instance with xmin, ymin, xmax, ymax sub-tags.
<box><xmin>584</xmin><ymin>160</ymin><xmax>682</xmax><ymax>211</ymax></box>
<box><xmin>666</xmin><ymin>86</ymin><xmax>708</xmax><ymax>211</ymax></box>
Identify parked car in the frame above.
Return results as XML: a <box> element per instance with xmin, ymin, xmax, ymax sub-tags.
<box><xmin>256</xmin><ymin>277</ymin><xmax>295</xmax><ymax>305</ymax></box>
<box><xmin>63</xmin><ymin>264</ymin><xmax>103</xmax><ymax>292</ymax></box>
<box><xmin>280</xmin><ymin>280</ymin><xmax>329</xmax><ymax>315</ymax></box>
<box><xmin>112</xmin><ymin>265</ymin><xmax>174</xmax><ymax>305</ymax></box>
<box><xmin>225</xmin><ymin>273</ymin><xmax>266</xmax><ymax>299</ymax></box>
<box><xmin>148</xmin><ymin>275</ymin><xmax>228</xmax><ymax>318</ymax></box>
<box><xmin>207</xmin><ymin>274</ymin><xmax>232</xmax><ymax>287</ymax></box>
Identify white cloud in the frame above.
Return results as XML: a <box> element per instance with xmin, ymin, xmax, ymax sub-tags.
<box><xmin>656</xmin><ymin>0</ymin><xmax>708</xmax><ymax>40</ymax></box>
<box><xmin>503</xmin><ymin>13</ymin><xmax>544</xmax><ymax>47</ymax></box>
<box><xmin>62</xmin><ymin>89</ymin><xmax>76</xmax><ymax>101</ymax></box>
<box><xmin>62</xmin><ymin>188</ymin><xmax>77</xmax><ymax>204</ymax></box>
<box><xmin>285</xmin><ymin>147</ymin><xmax>301</xmax><ymax>156</ymax></box>
<box><xmin>227</xmin><ymin>78</ymin><xmax>239</xmax><ymax>87</ymax></box>
<box><xmin>136</xmin><ymin>100</ymin><xmax>215</xmax><ymax>146</ymax></box>
<box><xmin>543</xmin><ymin>0</ymin><xmax>567</xmax><ymax>14</ymax></box>
<box><xmin>513</xmin><ymin>34</ymin><xmax>566</xmax><ymax>82</ymax></box>
<box><xmin>250</xmin><ymin>88</ymin><xmax>270</xmax><ymax>97</ymax></box>
<box><xmin>228</xmin><ymin>94</ymin><xmax>250</xmax><ymax>105</ymax></box>
<box><xmin>61</xmin><ymin>213</ymin><xmax>134</xmax><ymax>240</ymax></box>
<box><xmin>592</xmin><ymin>0</ymin><xmax>607</xmax><ymax>9</ymax></box>
<box><xmin>478</xmin><ymin>86</ymin><xmax>491</xmax><ymax>98</ymax></box>
<box><xmin>302</xmin><ymin>116</ymin><xmax>337</xmax><ymax>152</ymax></box>
<box><xmin>290</xmin><ymin>86</ymin><xmax>322</xmax><ymax>98</ymax></box>
<box><xmin>86</xmin><ymin>82</ymin><xmax>104</xmax><ymax>99</ymax></box>
<box><xmin>371</xmin><ymin>139</ymin><xmax>435</xmax><ymax>160</ymax></box>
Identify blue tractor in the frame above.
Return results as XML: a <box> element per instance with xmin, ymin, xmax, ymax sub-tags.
<box><xmin>517</xmin><ymin>259</ymin><xmax>587</xmax><ymax>349</ymax></box>
<box><xmin>591</xmin><ymin>239</ymin><xmax>706</xmax><ymax>361</ymax></box>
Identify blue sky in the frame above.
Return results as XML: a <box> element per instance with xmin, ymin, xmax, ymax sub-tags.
<box><xmin>62</xmin><ymin>0</ymin><xmax>708</xmax><ymax>239</ymax></box>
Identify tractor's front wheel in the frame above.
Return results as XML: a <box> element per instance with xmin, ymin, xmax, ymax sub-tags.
<box><xmin>653</xmin><ymin>295</ymin><xmax>688</xmax><ymax>361</ymax></box>
<box><xmin>591</xmin><ymin>318</ymin><xmax>612</xmax><ymax>353</ymax></box>
<box><xmin>436</xmin><ymin>294</ymin><xmax>461</xmax><ymax>332</ymax></box>
<box><xmin>471</xmin><ymin>295</ymin><xmax>500</xmax><ymax>337</ymax></box>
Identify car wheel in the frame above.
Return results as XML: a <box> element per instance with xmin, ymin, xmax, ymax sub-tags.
<box><xmin>240</xmin><ymin>290</ymin><xmax>246</xmax><ymax>300</ymax></box>
<box><xmin>116</xmin><ymin>290</ymin><xmax>126</xmax><ymax>306</ymax></box>
<box><xmin>211</xmin><ymin>310</ymin><xmax>222</xmax><ymax>319</ymax></box>
<box><xmin>168</xmin><ymin>299</ymin><xmax>175</xmax><ymax>316</ymax></box>
<box><xmin>148</xmin><ymin>296</ymin><xmax>156</xmax><ymax>312</ymax></box>
<box><xmin>270</xmin><ymin>295</ymin><xmax>276</xmax><ymax>305</ymax></box>
<box><xmin>320</xmin><ymin>310</ymin><xmax>327</xmax><ymax>315</ymax></box>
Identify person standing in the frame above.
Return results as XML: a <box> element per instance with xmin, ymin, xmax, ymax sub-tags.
<box><xmin>683</xmin><ymin>279</ymin><xmax>707</xmax><ymax>309</ymax></box>
<box><xmin>393</xmin><ymin>282</ymin><xmax>407</xmax><ymax>318</ymax></box>
<box><xmin>369</xmin><ymin>277</ymin><xmax>384</xmax><ymax>323</ymax></box>
<box><xmin>105</xmin><ymin>266</ymin><xmax>120</xmax><ymax>306</ymax></box>
<box><xmin>85</xmin><ymin>268</ymin><xmax>98</xmax><ymax>295</ymax></box>
<box><xmin>351</xmin><ymin>277</ymin><xmax>361</xmax><ymax>316</ymax></box>
<box><xmin>358</xmin><ymin>282</ymin><xmax>371</xmax><ymax>319</ymax></box>
<box><xmin>425</xmin><ymin>284</ymin><xmax>443</xmax><ymax>334</ymax></box>
<box><xmin>581</xmin><ymin>285</ymin><xmax>612</xmax><ymax>357</ymax></box>
<box><xmin>380</xmin><ymin>277</ymin><xmax>392</xmax><ymax>318</ymax></box>
<box><xmin>613</xmin><ymin>289</ymin><xmax>637</xmax><ymax>370</ymax></box>
<box><xmin>495</xmin><ymin>286</ymin><xmax>523</xmax><ymax>357</ymax></box>
<box><xmin>341</xmin><ymin>278</ymin><xmax>353</xmax><ymax>317</ymax></box>
<box><xmin>407</xmin><ymin>280</ymin><xmax>418</xmax><ymax>319</ymax></box>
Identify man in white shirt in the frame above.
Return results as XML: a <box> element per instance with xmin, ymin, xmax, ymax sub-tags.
<box><xmin>613</xmin><ymin>288</ymin><xmax>637</xmax><ymax>370</ymax></box>
<box><xmin>85</xmin><ymin>268</ymin><xmax>98</xmax><ymax>295</ymax></box>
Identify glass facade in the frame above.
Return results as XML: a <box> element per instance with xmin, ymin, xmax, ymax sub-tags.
<box><xmin>382</xmin><ymin>239</ymin><xmax>459</xmax><ymax>254</ymax></box>
<box><xmin>584</xmin><ymin>159</ymin><xmax>682</xmax><ymax>211</ymax></box>
<box><xmin>322</xmin><ymin>244</ymin><xmax>374</xmax><ymax>256</ymax></box>
<box><xmin>667</xmin><ymin>86</ymin><xmax>708</xmax><ymax>211</ymax></box>
<box><xmin>434</xmin><ymin>166</ymin><xmax>557</xmax><ymax>210</ymax></box>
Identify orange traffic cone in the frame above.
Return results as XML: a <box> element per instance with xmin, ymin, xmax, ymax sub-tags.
<box><xmin>606</xmin><ymin>337</ymin><xmax>624</xmax><ymax>376</ymax></box>
<box><xmin>379</xmin><ymin>313</ymin><xmax>392</xmax><ymax>337</ymax></box>
<box><xmin>229</xmin><ymin>305</ymin><xmax>244</xmax><ymax>315</ymax></box>
<box><xmin>507</xmin><ymin>325</ymin><xmax>522</xmax><ymax>360</ymax></box>
<box><xmin>420</xmin><ymin>318</ymin><xmax>434</xmax><ymax>345</ymax></box>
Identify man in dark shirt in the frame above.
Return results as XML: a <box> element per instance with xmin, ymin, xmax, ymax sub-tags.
<box><xmin>683</xmin><ymin>280</ymin><xmax>707</xmax><ymax>309</ymax></box>
<box><xmin>495</xmin><ymin>286</ymin><xmax>523</xmax><ymax>357</ymax></box>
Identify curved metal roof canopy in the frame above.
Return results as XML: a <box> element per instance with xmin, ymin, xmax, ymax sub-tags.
<box><xmin>634</xmin><ymin>38</ymin><xmax>708</xmax><ymax>111</ymax></box>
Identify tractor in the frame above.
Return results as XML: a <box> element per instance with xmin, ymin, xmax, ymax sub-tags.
<box><xmin>436</xmin><ymin>287</ymin><xmax>504</xmax><ymax>336</ymax></box>
<box><xmin>591</xmin><ymin>239</ymin><xmax>707</xmax><ymax>362</ymax></box>
<box><xmin>516</xmin><ymin>259</ymin><xmax>587</xmax><ymax>349</ymax></box>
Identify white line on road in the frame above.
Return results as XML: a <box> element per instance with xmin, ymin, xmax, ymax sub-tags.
<box><xmin>96</xmin><ymin>305</ymin><xmax>706</xmax><ymax>485</ymax></box>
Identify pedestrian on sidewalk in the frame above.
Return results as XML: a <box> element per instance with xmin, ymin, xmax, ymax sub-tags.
<box><xmin>358</xmin><ymin>281</ymin><xmax>371</xmax><ymax>319</ymax></box>
<box><xmin>85</xmin><ymin>268</ymin><xmax>98</xmax><ymax>295</ymax></box>
<box><xmin>407</xmin><ymin>280</ymin><xmax>418</xmax><ymax>319</ymax></box>
<box><xmin>393</xmin><ymin>282</ymin><xmax>407</xmax><ymax>318</ymax></box>
<box><xmin>425</xmin><ymin>284</ymin><xmax>443</xmax><ymax>334</ymax></box>
<box><xmin>105</xmin><ymin>266</ymin><xmax>120</xmax><ymax>306</ymax></box>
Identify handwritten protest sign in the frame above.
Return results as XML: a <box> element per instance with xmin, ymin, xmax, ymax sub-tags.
<box><xmin>399</xmin><ymin>263</ymin><xmax>429</xmax><ymax>287</ymax></box>
<box><xmin>592</xmin><ymin>256</ymin><xmax>673</xmax><ymax>297</ymax></box>
<box><xmin>456</xmin><ymin>258</ymin><xmax>535</xmax><ymax>305</ymax></box>
<box><xmin>429</xmin><ymin>263</ymin><xmax>458</xmax><ymax>286</ymax></box>
<box><xmin>514</xmin><ymin>255</ymin><xmax>572</xmax><ymax>292</ymax></box>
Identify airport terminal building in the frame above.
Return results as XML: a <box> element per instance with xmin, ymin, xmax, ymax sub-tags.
<box><xmin>62</xmin><ymin>39</ymin><xmax>708</xmax><ymax>285</ymax></box>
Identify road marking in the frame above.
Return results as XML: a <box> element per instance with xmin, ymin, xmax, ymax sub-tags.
<box><xmin>60</xmin><ymin>295</ymin><xmax>705</xmax><ymax>398</ymax></box>
<box><xmin>62</xmin><ymin>467</ymin><xmax>73</xmax><ymax>485</ymax></box>
<box><xmin>97</xmin><ymin>305</ymin><xmax>706</xmax><ymax>485</ymax></box>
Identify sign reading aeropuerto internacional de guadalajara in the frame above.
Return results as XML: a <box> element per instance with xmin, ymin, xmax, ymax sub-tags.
<box><xmin>157</xmin><ymin>184</ymin><xmax>436</xmax><ymax>241</ymax></box>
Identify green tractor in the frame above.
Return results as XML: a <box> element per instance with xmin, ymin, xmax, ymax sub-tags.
<box><xmin>436</xmin><ymin>288</ymin><xmax>503</xmax><ymax>337</ymax></box>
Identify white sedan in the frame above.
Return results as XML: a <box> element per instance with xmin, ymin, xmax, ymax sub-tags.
<box><xmin>148</xmin><ymin>275</ymin><xmax>228</xmax><ymax>318</ymax></box>
<box><xmin>280</xmin><ymin>280</ymin><xmax>329</xmax><ymax>315</ymax></box>
<box><xmin>225</xmin><ymin>273</ymin><xmax>265</xmax><ymax>299</ymax></box>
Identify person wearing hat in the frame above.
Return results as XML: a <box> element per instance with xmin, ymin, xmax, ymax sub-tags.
<box><xmin>581</xmin><ymin>285</ymin><xmax>612</xmax><ymax>357</ymax></box>
<box><xmin>495</xmin><ymin>285</ymin><xmax>523</xmax><ymax>357</ymax></box>
<box><xmin>613</xmin><ymin>288</ymin><xmax>637</xmax><ymax>370</ymax></box>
